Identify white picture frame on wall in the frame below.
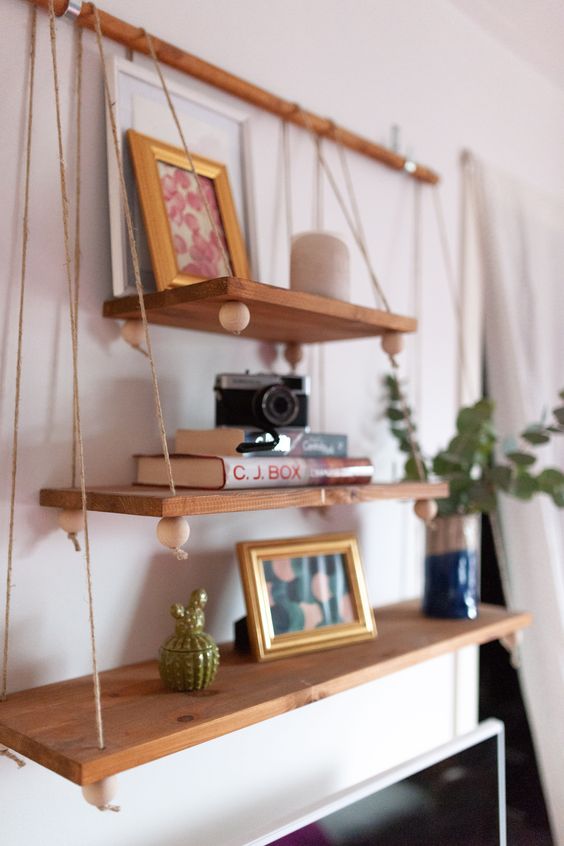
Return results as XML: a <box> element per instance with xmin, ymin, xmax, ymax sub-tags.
<box><xmin>105</xmin><ymin>56</ymin><xmax>258</xmax><ymax>297</ymax></box>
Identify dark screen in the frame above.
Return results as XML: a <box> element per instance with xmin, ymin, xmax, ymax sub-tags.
<box><xmin>270</xmin><ymin>737</ymin><xmax>500</xmax><ymax>846</ymax></box>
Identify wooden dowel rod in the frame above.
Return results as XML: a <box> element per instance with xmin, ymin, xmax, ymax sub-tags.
<box><xmin>28</xmin><ymin>0</ymin><xmax>440</xmax><ymax>184</ymax></box>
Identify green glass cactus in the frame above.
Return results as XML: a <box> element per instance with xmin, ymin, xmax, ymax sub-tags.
<box><xmin>159</xmin><ymin>588</ymin><xmax>220</xmax><ymax>692</ymax></box>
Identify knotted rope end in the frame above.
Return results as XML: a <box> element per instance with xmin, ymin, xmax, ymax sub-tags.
<box><xmin>174</xmin><ymin>547</ymin><xmax>189</xmax><ymax>561</ymax></box>
<box><xmin>0</xmin><ymin>747</ymin><xmax>26</xmax><ymax>769</ymax></box>
<box><xmin>68</xmin><ymin>532</ymin><xmax>81</xmax><ymax>552</ymax></box>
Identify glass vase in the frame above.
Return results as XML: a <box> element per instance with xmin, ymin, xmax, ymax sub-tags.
<box><xmin>423</xmin><ymin>514</ymin><xmax>480</xmax><ymax>619</ymax></box>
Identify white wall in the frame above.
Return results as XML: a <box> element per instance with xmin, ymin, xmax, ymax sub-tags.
<box><xmin>1</xmin><ymin>1</ymin><xmax>564</xmax><ymax>844</ymax></box>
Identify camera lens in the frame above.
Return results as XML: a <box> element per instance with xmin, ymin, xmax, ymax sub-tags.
<box><xmin>255</xmin><ymin>385</ymin><xmax>300</xmax><ymax>427</ymax></box>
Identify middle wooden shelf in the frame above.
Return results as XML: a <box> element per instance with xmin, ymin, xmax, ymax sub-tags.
<box><xmin>39</xmin><ymin>481</ymin><xmax>448</xmax><ymax>518</ymax></box>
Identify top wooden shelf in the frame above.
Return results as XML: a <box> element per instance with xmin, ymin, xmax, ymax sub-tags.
<box><xmin>0</xmin><ymin>601</ymin><xmax>531</xmax><ymax>786</ymax></box>
<box><xmin>103</xmin><ymin>277</ymin><xmax>417</xmax><ymax>344</ymax></box>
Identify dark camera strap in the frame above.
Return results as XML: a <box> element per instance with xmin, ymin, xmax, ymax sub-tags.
<box><xmin>236</xmin><ymin>429</ymin><xmax>281</xmax><ymax>454</ymax></box>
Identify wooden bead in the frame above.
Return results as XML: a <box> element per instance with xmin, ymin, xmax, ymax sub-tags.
<box><xmin>120</xmin><ymin>319</ymin><xmax>145</xmax><ymax>348</ymax></box>
<box><xmin>57</xmin><ymin>509</ymin><xmax>84</xmax><ymax>534</ymax></box>
<box><xmin>218</xmin><ymin>301</ymin><xmax>250</xmax><ymax>334</ymax></box>
<box><xmin>156</xmin><ymin>517</ymin><xmax>190</xmax><ymax>550</ymax></box>
<box><xmin>381</xmin><ymin>332</ymin><xmax>405</xmax><ymax>356</ymax></box>
<box><xmin>413</xmin><ymin>499</ymin><xmax>438</xmax><ymax>522</ymax></box>
<box><xmin>283</xmin><ymin>342</ymin><xmax>303</xmax><ymax>371</ymax></box>
<box><xmin>81</xmin><ymin>776</ymin><xmax>118</xmax><ymax>808</ymax></box>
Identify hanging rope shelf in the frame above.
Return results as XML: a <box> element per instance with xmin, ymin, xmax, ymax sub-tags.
<box><xmin>26</xmin><ymin>0</ymin><xmax>450</xmax><ymax>534</ymax></box>
<box><xmin>1</xmin><ymin>0</ymin><xmax>466</xmax><ymax>809</ymax></box>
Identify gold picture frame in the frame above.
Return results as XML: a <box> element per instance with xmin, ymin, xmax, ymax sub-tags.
<box><xmin>237</xmin><ymin>532</ymin><xmax>376</xmax><ymax>662</ymax></box>
<box><xmin>127</xmin><ymin>129</ymin><xmax>250</xmax><ymax>290</ymax></box>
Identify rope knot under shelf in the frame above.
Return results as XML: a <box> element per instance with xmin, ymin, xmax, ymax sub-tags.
<box><xmin>0</xmin><ymin>747</ymin><xmax>26</xmax><ymax>769</ymax></box>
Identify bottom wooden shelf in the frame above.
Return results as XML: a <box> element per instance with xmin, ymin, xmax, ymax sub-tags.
<box><xmin>0</xmin><ymin>601</ymin><xmax>531</xmax><ymax>786</ymax></box>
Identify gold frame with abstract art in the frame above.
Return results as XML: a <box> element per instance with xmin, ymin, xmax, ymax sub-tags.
<box><xmin>127</xmin><ymin>129</ymin><xmax>250</xmax><ymax>290</ymax></box>
<box><xmin>237</xmin><ymin>532</ymin><xmax>376</xmax><ymax>662</ymax></box>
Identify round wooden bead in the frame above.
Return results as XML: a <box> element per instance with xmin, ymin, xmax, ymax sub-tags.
<box><xmin>156</xmin><ymin>517</ymin><xmax>190</xmax><ymax>550</ymax></box>
<box><xmin>413</xmin><ymin>499</ymin><xmax>438</xmax><ymax>522</ymax></box>
<box><xmin>57</xmin><ymin>509</ymin><xmax>84</xmax><ymax>534</ymax></box>
<box><xmin>218</xmin><ymin>301</ymin><xmax>250</xmax><ymax>334</ymax></box>
<box><xmin>381</xmin><ymin>332</ymin><xmax>405</xmax><ymax>356</ymax></box>
<box><xmin>81</xmin><ymin>776</ymin><xmax>118</xmax><ymax>808</ymax></box>
<box><xmin>120</xmin><ymin>319</ymin><xmax>145</xmax><ymax>348</ymax></box>
<box><xmin>283</xmin><ymin>342</ymin><xmax>304</xmax><ymax>371</ymax></box>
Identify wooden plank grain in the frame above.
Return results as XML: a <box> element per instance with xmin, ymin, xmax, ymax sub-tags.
<box><xmin>39</xmin><ymin>482</ymin><xmax>449</xmax><ymax>517</ymax></box>
<box><xmin>102</xmin><ymin>278</ymin><xmax>417</xmax><ymax>343</ymax></box>
<box><xmin>0</xmin><ymin>601</ymin><xmax>532</xmax><ymax>785</ymax></box>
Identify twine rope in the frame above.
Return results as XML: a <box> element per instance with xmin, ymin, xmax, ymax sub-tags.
<box><xmin>92</xmin><ymin>7</ymin><xmax>176</xmax><ymax>497</ymax></box>
<box><xmin>282</xmin><ymin>120</ymin><xmax>293</xmax><ymax>258</ymax></box>
<box><xmin>71</xmin><ymin>26</ymin><xmax>83</xmax><ymax>491</ymax></box>
<box><xmin>1</xmin><ymin>4</ymin><xmax>37</xmax><ymax>703</ymax></box>
<box><xmin>312</xmin><ymin>136</ymin><xmax>324</xmax><ymax>230</ymax></box>
<box><xmin>333</xmin><ymin>133</ymin><xmax>426</xmax><ymax>480</ymax></box>
<box><xmin>433</xmin><ymin>185</ymin><xmax>473</xmax><ymax>401</ymax></box>
<box><xmin>299</xmin><ymin>111</ymin><xmax>426</xmax><ymax>481</ymax></box>
<box><xmin>48</xmin><ymin>0</ymin><xmax>104</xmax><ymax>749</ymax></box>
<box><xmin>0</xmin><ymin>747</ymin><xmax>26</xmax><ymax>769</ymax></box>
<box><xmin>144</xmin><ymin>32</ymin><xmax>233</xmax><ymax>278</ymax></box>
<box><xmin>300</xmin><ymin>112</ymin><xmax>392</xmax><ymax>312</ymax></box>
<box><xmin>412</xmin><ymin>182</ymin><xmax>423</xmax><ymax>421</ymax></box>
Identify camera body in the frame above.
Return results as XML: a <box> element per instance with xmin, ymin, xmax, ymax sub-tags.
<box><xmin>215</xmin><ymin>372</ymin><xmax>310</xmax><ymax>431</ymax></box>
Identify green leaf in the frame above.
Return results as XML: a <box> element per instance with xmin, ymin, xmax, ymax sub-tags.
<box><xmin>456</xmin><ymin>407</ymin><xmax>483</xmax><ymax>434</ymax></box>
<box><xmin>385</xmin><ymin>375</ymin><xmax>401</xmax><ymax>401</ymax></box>
<box><xmin>468</xmin><ymin>481</ymin><xmax>496</xmax><ymax>513</ymax></box>
<box><xmin>536</xmin><ymin>468</ymin><xmax>564</xmax><ymax>494</ymax></box>
<box><xmin>553</xmin><ymin>406</ymin><xmax>564</xmax><ymax>425</ymax></box>
<box><xmin>432</xmin><ymin>453</ymin><xmax>462</xmax><ymax>476</ymax></box>
<box><xmin>521</xmin><ymin>424</ymin><xmax>550</xmax><ymax>446</ymax></box>
<box><xmin>559</xmin><ymin>390</ymin><xmax>564</xmax><ymax>401</ymax></box>
<box><xmin>404</xmin><ymin>455</ymin><xmax>427</xmax><ymax>481</ymax></box>
<box><xmin>488</xmin><ymin>465</ymin><xmax>513</xmax><ymax>491</ymax></box>
<box><xmin>386</xmin><ymin>407</ymin><xmax>405</xmax><ymax>422</ymax></box>
<box><xmin>446</xmin><ymin>433</ymin><xmax>478</xmax><ymax>465</ymax></box>
<box><xmin>506</xmin><ymin>451</ymin><xmax>536</xmax><ymax>467</ymax></box>
<box><xmin>511</xmin><ymin>473</ymin><xmax>537</xmax><ymax>500</ymax></box>
<box><xmin>552</xmin><ymin>489</ymin><xmax>564</xmax><ymax>507</ymax></box>
<box><xmin>474</xmin><ymin>398</ymin><xmax>495</xmax><ymax>417</ymax></box>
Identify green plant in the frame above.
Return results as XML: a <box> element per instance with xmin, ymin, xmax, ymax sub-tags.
<box><xmin>385</xmin><ymin>375</ymin><xmax>564</xmax><ymax>516</ymax></box>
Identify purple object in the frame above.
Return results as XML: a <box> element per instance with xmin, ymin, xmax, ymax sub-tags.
<box><xmin>269</xmin><ymin>822</ymin><xmax>331</xmax><ymax>846</ymax></box>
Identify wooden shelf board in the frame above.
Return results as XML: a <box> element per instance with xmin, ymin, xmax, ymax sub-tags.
<box><xmin>102</xmin><ymin>277</ymin><xmax>417</xmax><ymax>343</ymax></box>
<box><xmin>39</xmin><ymin>481</ymin><xmax>449</xmax><ymax>517</ymax></box>
<box><xmin>0</xmin><ymin>601</ymin><xmax>531</xmax><ymax>785</ymax></box>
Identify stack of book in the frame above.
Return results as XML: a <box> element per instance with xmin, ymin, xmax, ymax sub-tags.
<box><xmin>134</xmin><ymin>428</ymin><xmax>374</xmax><ymax>490</ymax></box>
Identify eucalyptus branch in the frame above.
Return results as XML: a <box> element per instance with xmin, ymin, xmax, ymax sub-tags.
<box><xmin>384</xmin><ymin>378</ymin><xmax>564</xmax><ymax>515</ymax></box>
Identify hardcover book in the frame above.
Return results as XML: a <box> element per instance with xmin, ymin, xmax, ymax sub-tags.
<box><xmin>174</xmin><ymin>428</ymin><xmax>348</xmax><ymax>457</ymax></box>
<box><xmin>135</xmin><ymin>454</ymin><xmax>373</xmax><ymax>490</ymax></box>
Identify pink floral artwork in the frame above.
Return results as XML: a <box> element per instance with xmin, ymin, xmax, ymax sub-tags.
<box><xmin>157</xmin><ymin>161</ymin><xmax>229</xmax><ymax>280</ymax></box>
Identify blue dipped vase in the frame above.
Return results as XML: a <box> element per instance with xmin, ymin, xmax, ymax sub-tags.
<box><xmin>423</xmin><ymin>514</ymin><xmax>480</xmax><ymax>619</ymax></box>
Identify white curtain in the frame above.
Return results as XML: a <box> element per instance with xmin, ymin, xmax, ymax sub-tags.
<box><xmin>474</xmin><ymin>159</ymin><xmax>564</xmax><ymax>844</ymax></box>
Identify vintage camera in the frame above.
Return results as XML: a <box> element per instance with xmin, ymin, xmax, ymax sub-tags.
<box><xmin>215</xmin><ymin>372</ymin><xmax>310</xmax><ymax>431</ymax></box>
